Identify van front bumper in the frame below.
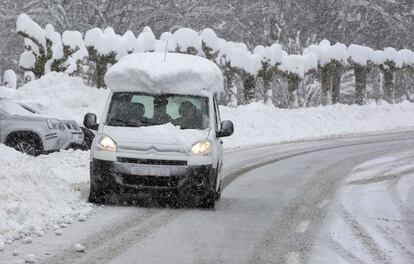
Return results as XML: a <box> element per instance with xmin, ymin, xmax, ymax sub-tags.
<box><xmin>90</xmin><ymin>158</ymin><xmax>217</xmax><ymax>199</ymax></box>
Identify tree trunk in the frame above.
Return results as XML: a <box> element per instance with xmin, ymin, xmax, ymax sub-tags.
<box><xmin>354</xmin><ymin>64</ymin><xmax>367</xmax><ymax>105</ymax></box>
<box><xmin>382</xmin><ymin>68</ymin><xmax>395</xmax><ymax>104</ymax></box>
<box><xmin>263</xmin><ymin>76</ymin><xmax>272</xmax><ymax>105</ymax></box>
<box><xmin>225</xmin><ymin>68</ymin><xmax>237</xmax><ymax>107</ymax></box>
<box><xmin>331</xmin><ymin>62</ymin><xmax>343</xmax><ymax>104</ymax></box>
<box><xmin>321</xmin><ymin>66</ymin><xmax>330</xmax><ymax>106</ymax></box>
<box><xmin>96</xmin><ymin>59</ymin><xmax>107</xmax><ymax>89</ymax></box>
<box><xmin>243</xmin><ymin>73</ymin><xmax>256</xmax><ymax>103</ymax></box>
<box><xmin>288</xmin><ymin>74</ymin><xmax>300</xmax><ymax>108</ymax></box>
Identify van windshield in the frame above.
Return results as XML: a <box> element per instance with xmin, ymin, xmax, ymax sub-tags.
<box><xmin>106</xmin><ymin>92</ymin><xmax>210</xmax><ymax>130</ymax></box>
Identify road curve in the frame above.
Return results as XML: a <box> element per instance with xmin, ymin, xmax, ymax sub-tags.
<box><xmin>2</xmin><ymin>131</ymin><xmax>414</xmax><ymax>264</ymax></box>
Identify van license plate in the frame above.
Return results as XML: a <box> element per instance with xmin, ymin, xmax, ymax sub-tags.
<box><xmin>131</xmin><ymin>165</ymin><xmax>172</xmax><ymax>177</ymax></box>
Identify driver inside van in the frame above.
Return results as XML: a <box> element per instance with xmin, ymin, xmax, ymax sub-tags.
<box><xmin>175</xmin><ymin>101</ymin><xmax>203</xmax><ymax>129</ymax></box>
<box><xmin>129</xmin><ymin>102</ymin><xmax>148</xmax><ymax>125</ymax></box>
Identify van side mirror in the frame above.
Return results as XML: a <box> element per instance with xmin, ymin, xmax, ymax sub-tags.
<box><xmin>216</xmin><ymin>120</ymin><xmax>234</xmax><ymax>138</ymax></box>
<box><xmin>83</xmin><ymin>113</ymin><xmax>99</xmax><ymax>130</ymax></box>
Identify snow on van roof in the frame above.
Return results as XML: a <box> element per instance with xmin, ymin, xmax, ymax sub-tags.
<box><xmin>104</xmin><ymin>52</ymin><xmax>223</xmax><ymax>96</ymax></box>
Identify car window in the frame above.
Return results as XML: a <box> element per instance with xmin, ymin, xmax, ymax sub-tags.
<box><xmin>106</xmin><ymin>92</ymin><xmax>210</xmax><ymax>130</ymax></box>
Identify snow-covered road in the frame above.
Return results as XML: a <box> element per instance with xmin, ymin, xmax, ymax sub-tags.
<box><xmin>2</xmin><ymin>131</ymin><xmax>414</xmax><ymax>264</ymax></box>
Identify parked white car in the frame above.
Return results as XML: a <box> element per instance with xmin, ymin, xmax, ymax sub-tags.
<box><xmin>0</xmin><ymin>98</ymin><xmax>81</xmax><ymax>155</ymax></box>
<box><xmin>84</xmin><ymin>53</ymin><xmax>234</xmax><ymax>208</ymax></box>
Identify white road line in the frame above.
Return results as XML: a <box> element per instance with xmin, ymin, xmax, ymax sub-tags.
<box><xmin>317</xmin><ymin>199</ymin><xmax>330</xmax><ymax>208</ymax></box>
<box><xmin>295</xmin><ymin>220</ymin><xmax>310</xmax><ymax>233</ymax></box>
<box><xmin>285</xmin><ymin>252</ymin><xmax>300</xmax><ymax>264</ymax></box>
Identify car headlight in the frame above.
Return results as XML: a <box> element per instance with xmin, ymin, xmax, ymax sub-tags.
<box><xmin>98</xmin><ymin>135</ymin><xmax>117</xmax><ymax>152</ymax></box>
<box><xmin>47</xmin><ymin>119</ymin><xmax>64</xmax><ymax>130</ymax></box>
<box><xmin>190</xmin><ymin>139</ymin><xmax>212</xmax><ymax>155</ymax></box>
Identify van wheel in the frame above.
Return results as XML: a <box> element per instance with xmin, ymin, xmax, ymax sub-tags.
<box><xmin>198</xmin><ymin>192</ymin><xmax>216</xmax><ymax>209</ymax></box>
<box><xmin>88</xmin><ymin>181</ymin><xmax>106</xmax><ymax>204</ymax></box>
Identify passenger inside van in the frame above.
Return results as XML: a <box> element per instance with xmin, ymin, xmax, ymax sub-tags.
<box><xmin>174</xmin><ymin>101</ymin><xmax>203</xmax><ymax>129</ymax></box>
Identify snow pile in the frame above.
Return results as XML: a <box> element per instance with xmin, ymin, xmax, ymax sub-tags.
<box><xmin>159</xmin><ymin>32</ymin><xmax>178</xmax><ymax>52</ymax></box>
<box><xmin>200</xmin><ymin>28</ymin><xmax>221</xmax><ymax>52</ymax></box>
<box><xmin>253</xmin><ymin>43</ymin><xmax>284</xmax><ymax>66</ymax></box>
<box><xmin>0</xmin><ymin>72</ymin><xmax>109</xmax><ymax>123</ymax></box>
<box><xmin>0</xmin><ymin>144</ymin><xmax>92</xmax><ymax>243</ymax></box>
<box><xmin>84</xmin><ymin>27</ymin><xmax>125</xmax><ymax>59</ymax></box>
<box><xmin>303</xmin><ymin>40</ymin><xmax>348</xmax><ymax>66</ymax></box>
<box><xmin>19</xmin><ymin>51</ymin><xmax>36</xmax><ymax>69</ymax></box>
<box><xmin>16</xmin><ymin>14</ymin><xmax>46</xmax><ymax>50</ymax></box>
<box><xmin>221</xmin><ymin>101</ymin><xmax>414</xmax><ymax>149</ymax></box>
<box><xmin>134</xmin><ymin>27</ymin><xmax>156</xmax><ymax>52</ymax></box>
<box><xmin>62</xmin><ymin>31</ymin><xmax>83</xmax><ymax>50</ymax></box>
<box><xmin>348</xmin><ymin>44</ymin><xmax>374</xmax><ymax>65</ymax></box>
<box><xmin>398</xmin><ymin>49</ymin><xmax>414</xmax><ymax>66</ymax></box>
<box><xmin>279</xmin><ymin>53</ymin><xmax>318</xmax><ymax>77</ymax></box>
<box><xmin>173</xmin><ymin>28</ymin><xmax>201</xmax><ymax>53</ymax></box>
<box><xmin>105</xmin><ymin>52</ymin><xmax>223</xmax><ymax>96</ymax></box>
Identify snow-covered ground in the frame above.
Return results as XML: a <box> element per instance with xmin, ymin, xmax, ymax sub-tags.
<box><xmin>310</xmin><ymin>152</ymin><xmax>414</xmax><ymax>263</ymax></box>
<box><xmin>2</xmin><ymin>73</ymin><xmax>414</xmax><ymax>255</ymax></box>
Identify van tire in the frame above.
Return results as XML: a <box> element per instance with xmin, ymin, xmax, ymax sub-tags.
<box><xmin>198</xmin><ymin>192</ymin><xmax>216</xmax><ymax>209</ymax></box>
<box><xmin>88</xmin><ymin>182</ymin><xmax>106</xmax><ymax>204</ymax></box>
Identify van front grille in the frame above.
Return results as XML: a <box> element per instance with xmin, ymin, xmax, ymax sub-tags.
<box><xmin>122</xmin><ymin>175</ymin><xmax>179</xmax><ymax>188</ymax></box>
<box><xmin>117</xmin><ymin>157</ymin><xmax>187</xmax><ymax>166</ymax></box>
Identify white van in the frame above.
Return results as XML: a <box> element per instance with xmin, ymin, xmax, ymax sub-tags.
<box><xmin>84</xmin><ymin>53</ymin><xmax>234</xmax><ymax>208</ymax></box>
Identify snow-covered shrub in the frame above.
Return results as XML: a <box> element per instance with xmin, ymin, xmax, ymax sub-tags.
<box><xmin>84</xmin><ymin>27</ymin><xmax>121</xmax><ymax>88</ymax></box>
<box><xmin>61</xmin><ymin>30</ymin><xmax>88</xmax><ymax>76</ymax></box>
<box><xmin>3</xmin><ymin>70</ymin><xmax>17</xmax><ymax>89</ymax></box>
<box><xmin>372</xmin><ymin>48</ymin><xmax>403</xmax><ymax>104</ymax></box>
<box><xmin>304</xmin><ymin>40</ymin><xmax>348</xmax><ymax>105</ymax></box>
<box><xmin>348</xmin><ymin>44</ymin><xmax>375</xmax><ymax>105</ymax></box>
<box><xmin>173</xmin><ymin>28</ymin><xmax>201</xmax><ymax>55</ymax></box>
<box><xmin>134</xmin><ymin>26</ymin><xmax>156</xmax><ymax>52</ymax></box>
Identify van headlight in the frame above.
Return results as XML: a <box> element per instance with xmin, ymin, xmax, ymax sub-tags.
<box><xmin>190</xmin><ymin>140</ymin><xmax>212</xmax><ymax>155</ymax></box>
<box><xmin>98</xmin><ymin>135</ymin><xmax>117</xmax><ymax>152</ymax></box>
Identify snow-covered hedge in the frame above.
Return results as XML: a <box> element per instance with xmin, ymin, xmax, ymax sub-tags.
<box><xmin>14</xmin><ymin>14</ymin><xmax>414</xmax><ymax>107</ymax></box>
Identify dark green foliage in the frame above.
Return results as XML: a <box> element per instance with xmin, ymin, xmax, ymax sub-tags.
<box><xmin>287</xmin><ymin>73</ymin><xmax>300</xmax><ymax>108</ymax></box>
<box><xmin>331</xmin><ymin>61</ymin><xmax>344</xmax><ymax>104</ymax></box>
<box><xmin>201</xmin><ymin>41</ymin><xmax>219</xmax><ymax>62</ymax></box>
<box><xmin>320</xmin><ymin>65</ymin><xmax>331</xmax><ymax>106</ymax></box>
<box><xmin>238</xmin><ymin>69</ymin><xmax>256</xmax><ymax>103</ymax></box>
<box><xmin>258</xmin><ymin>60</ymin><xmax>277</xmax><ymax>104</ymax></box>
<box><xmin>221</xmin><ymin>60</ymin><xmax>237</xmax><ymax>106</ymax></box>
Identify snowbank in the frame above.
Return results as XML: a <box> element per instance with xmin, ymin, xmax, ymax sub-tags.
<box><xmin>105</xmin><ymin>53</ymin><xmax>223</xmax><ymax>96</ymax></box>
<box><xmin>220</xmin><ymin>102</ymin><xmax>414</xmax><ymax>149</ymax></box>
<box><xmin>0</xmin><ymin>145</ymin><xmax>92</xmax><ymax>244</ymax></box>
